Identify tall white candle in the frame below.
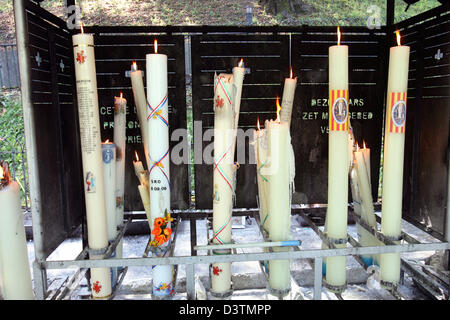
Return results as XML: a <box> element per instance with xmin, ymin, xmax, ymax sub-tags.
<box><xmin>102</xmin><ymin>140</ymin><xmax>118</xmax><ymax>286</ymax></box>
<box><xmin>114</xmin><ymin>94</ymin><xmax>126</xmax><ymax>260</ymax></box>
<box><xmin>230</xmin><ymin>59</ymin><xmax>245</xmax><ymax>163</ymax></box>
<box><xmin>130</xmin><ymin>62</ymin><xmax>150</xmax><ymax>169</ymax></box>
<box><xmin>0</xmin><ymin>164</ymin><xmax>34</xmax><ymax>300</ymax></box>
<box><xmin>72</xmin><ymin>27</ymin><xmax>111</xmax><ymax>299</ymax></box>
<box><xmin>211</xmin><ymin>73</ymin><xmax>235</xmax><ymax>294</ymax></box>
<box><xmin>266</xmin><ymin>103</ymin><xmax>291</xmax><ymax>294</ymax></box>
<box><xmin>325</xmin><ymin>27</ymin><xmax>349</xmax><ymax>289</ymax></box>
<box><xmin>146</xmin><ymin>39</ymin><xmax>173</xmax><ymax>297</ymax></box>
<box><xmin>380</xmin><ymin>31</ymin><xmax>410</xmax><ymax>286</ymax></box>
<box><xmin>254</xmin><ymin>121</ymin><xmax>269</xmax><ymax>231</ymax></box>
<box><xmin>280</xmin><ymin>68</ymin><xmax>297</xmax><ymax>127</ymax></box>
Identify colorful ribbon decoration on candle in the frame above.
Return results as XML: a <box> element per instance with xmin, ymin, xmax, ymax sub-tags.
<box><xmin>329</xmin><ymin>89</ymin><xmax>349</xmax><ymax>131</ymax></box>
<box><xmin>214</xmin><ymin>76</ymin><xmax>232</xmax><ymax>107</ymax></box>
<box><xmin>147</xmin><ymin>93</ymin><xmax>169</xmax><ymax>127</ymax></box>
<box><xmin>212</xmin><ymin>214</ymin><xmax>232</xmax><ymax>245</ymax></box>
<box><xmin>387</xmin><ymin>92</ymin><xmax>407</xmax><ymax>133</ymax></box>
<box><xmin>149</xmin><ymin>149</ymin><xmax>170</xmax><ymax>188</ymax></box>
<box><xmin>213</xmin><ymin>144</ymin><xmax>233</xmax><ymax>192</ymax></box>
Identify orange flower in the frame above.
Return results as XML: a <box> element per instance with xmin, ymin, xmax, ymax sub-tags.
<box><xmin>154</xmin><ymin>217</ymin><xmax>165</xmax><ymax>228</ymax></box>
<box><xmin>152</xmin><ymin>227</ymin><xmax>162</xmax><ymax>237</ymax></box>
<box><xmin>164</xmin><ymin>228</ymin><xmax>172</xmax><ymax>237</ymax></box>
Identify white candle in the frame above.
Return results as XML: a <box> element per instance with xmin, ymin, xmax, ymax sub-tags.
<box><xmin>325</xmin><ymin>27</ymin><xmax>349</xmax><ymax>289</ymax></box>
<box><xmin>362</xmin><ymin>142</ymin><xmax>371</xmax><ymax>185</ymax></box>
<box><xmin>130</xmin><ymin>62</ymin><xmax>150</xmax><ymax>169</ymax></box>
<box><xmin>254</xmin><ymin>120</ymin><xmax>269</xmax><ymax>231</ymax></box>
<box><xmin>146</xmin><ymin>39</ymin><xmax>173</xmax><ymax>297</ymax></box>
<box><xmin>211</xmin><ymin>73</ymin><xmax>235</xmax><ymax>294</ymax></box>
<box><xmin>134</xmin><ymin>151</ymin><xmax>152</xmax><ymax>229</ymax></box>
<box><xmin>380</xmin><ymin>31</ymin><xmax>410</xmax><ymax>285</ymax></box>
<box><xmin>72</xmin><ymin>27</ymin><xmax>111</xmax><ymax>299</ymax></box>
<box><xmin>0</xmin><ymin>164</ymin><xmax>34</xmax><ymax>300</ymax></box>
<box><xmin>267</xmin><ymin>102</ymin><xmax>291</xmax><ymax>293</ymax></box>
<box><xmin>113</xmin><ymin>93</ymin><xmax>126</xmax><ymax>261</ymax></box>
<box><xmin>280</xmin><ymin>68</ymin><xmax>297</xmax><ymax>127</ymax></box>
<box><xmin>102</xmin><ymin>140</ymin><xmax>117</xmax><ymax>241</ymax></box>
<box><xmin>230</xmin><ymin>59</ymin><xmax>245</xmax><ymax>162</ymax></box>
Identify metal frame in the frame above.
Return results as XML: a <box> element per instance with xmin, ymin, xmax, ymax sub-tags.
<box><xmin>31</xmin><ymin>206</ymin><xmax>450</xmax><ymax>300</ymax></box>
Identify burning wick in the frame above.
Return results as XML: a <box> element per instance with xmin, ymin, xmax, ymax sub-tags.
<box><xmin>396</xmin><ymin>30</ymin><xmax>401</xmax><ymax>46</ymax></box>
<box><xmin>257</xmin><ymin>117</ymin><xmax>261</xmax><ymax>131</ymax></box>
<box><xmin>154</xmin><ymin>39</ymin><xmax>158</xmax><ymax>54</ymax></box>
<box><xmin>134</xmin><ymin>150</ymin><xmax>139</xmax><ymax>162</ymax></box>
<box><xmin>132</xmin><ymin>61</ymin><xmax>137</xmax><ymax>72</ymax></box>
<box><xmin>238</xmin><ymin>58</ymin><xmax>244</xmax><ymax>68</ymax></box>
<box><xmin>290</xmin><ymin>67</ymin><xmax>293</xmax><ymax>79</ymax></box>
<box><xmin>276</xmin><ymin>96</ymin><xmax>281</xmax><ymax>123</ymax></box>
<box><xmin>337</xmin><ymin>26</ymin><xmax>341</xmax><ymax>46</ymax></box>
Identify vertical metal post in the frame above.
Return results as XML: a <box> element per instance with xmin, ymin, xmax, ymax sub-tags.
<box><xmin>313</xmin><ymin>257</ymin><xmax>322</xmax><ymax>300</ymax></box>
<box><xmin>13</xmin><ymin>0</ymin><xmax>47</xmax><ymax>299</ymax></box>
<box><xmin>386</xmin><ymin>0</ymin><xmax>395</xmax><ymax>32</ymax></box>
<box><xmin>186</xmin><ymin>263</ymin><xmax>196</xmax><ymax>300</ymax></box>
<box><xmin>246</xmin><ymin>6</ymin><xmax>253</xmax><ymax>26</ymax></box>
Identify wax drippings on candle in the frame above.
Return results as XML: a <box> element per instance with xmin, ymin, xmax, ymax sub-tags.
<box><xmin>154</xmin><ymin>39</ymin><xmax>158</xmax><ymax>54</ymax></box>
<box><xmin>396</xmin><ymin>30</ymin><xmax>401</xmax><ymax>46</ymax></box>
<box><xmin>276</xmin><ymin>96</ymin><xmax>281</xmax><ymax>122</ymax></box>
<box><xmin>337</xmin><ymin>26</ymin><xmax>341</xmax><ymax>46</ymax></box>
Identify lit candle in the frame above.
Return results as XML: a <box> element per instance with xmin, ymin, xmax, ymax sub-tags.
<box><xmin>113</xmin><ymin>93</ymin><xmax>126</xmax><ymax>261</ymax></box>
<box><xmin>134</xmin><ymin>151</ymin><xmax>151</xmax><ymax>229</ymax></box>
<box><xmin>325</xmin><ymin>26</ymin><xmax>349</xmax><ymax>290</ymax></box>
<box><xmin>146</xmin><ymin>39</ymin><xmax>173</xmax><ymax>297</ymax></box>
<box><xmin>72</xmin><ymin>24</ymin><xmax>111</xmax><ymax>299</ymax></box>
<box><xmin>254</xmin><ymin>117</ymin><xmax>269</xmax><ymax>231</ymax></box>
<box><xmin>130</xmin><ymin>62</ymin><xmax>150</xmax><ymax>169</ymax></box>
<box><xmin>380</xmin><ymin>30</ymin><xmax>410</xmax><ymax>286</ymax></box>
<box><xmin>0</xmin><ymin>162</ymin><xmax>34</xmax><ymax>300</ymax></box>
<box><xmin>280</xmin><ymin>67</ymin><xmax>297</xmax><ymax>127</ymax></box>
<box><xmin>211</xmin><ymin>73</ymin><xmax>235</xmax><ymax>295</ymax></box>
<box><xmin>267</xmin><ymin>98</ymin><xmax>292</xmax><ymax>294</ymax></box>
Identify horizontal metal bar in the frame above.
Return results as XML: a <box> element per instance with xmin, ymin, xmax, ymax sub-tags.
<box><xmin>42</xmin><ymin>241</ymin><xmax>450</xmax><ymax>270</ymax></box>
<box><xmin>195</xmin><ymin>240</ymin><xmax>301</xmax><ymax>251</ymax></box>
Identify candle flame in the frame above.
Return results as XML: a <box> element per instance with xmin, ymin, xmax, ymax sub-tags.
<box><xmin>0</xmin><ymin>166</ymin><xmax>3</xmax><ymax>180</ymax></box>
<box><xmin>337</xmin><ymin>26</ymin><xmax>341</xmax><ymax>46</ymax></box>
<box><xmin>80</xmin><ymin>21</ymin><xmax>84</xmax><ymax>34</ymax></box>
<box><xmin>132</xmin><ymin>61</ymin><xmax>137</xmax><ymax>71</ymax></box>
<box><xmin>120</xmin><ymin>92</ymin><xmax>123</xmax><ymax>99</ymax></box>
<box><xmin>290</xmin><ymin>67</ymin><xmax>293</xmax><ymax>79</ymax></box>
<box><xmin>363</xmin><ymin>140</ymin><xmax>367</xmax><ymax>149</ymax></box>
<box><xmin>135</xmin><ymin>150</ymin><xmax>139</xmax><ymax>162</ymax></box>
<box><xmin>356</xmin><ymin>143</ymin><xmax>359</xmax><ymax>152</ymax></box>
<box><xmin>105</xmin><ymin>139</ymin><xmax>109</xmax><ymax>143</ymax></box>
<box><xmin>154</xmin><ymin>39</ymin><xmax>158</xmax><ymax>54</ymax></box>
<box><xmin>257</xmin><ymin>117</ymin><xmax>260</xmax><ymax>131</ymax></box>
<box><xmin>238</xmin><ymin>58</ymin><xmax>244</xmax><ymax>67</ymax></box>
<box><xmin>396</xmin><ymin>30</ymin><xmax>401</xmax><ymax>46</ymax></box>
<box><xmin>276</xmin><ymin>96</ymin><xmax>281</xmax><ymax>122</ymax></box>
